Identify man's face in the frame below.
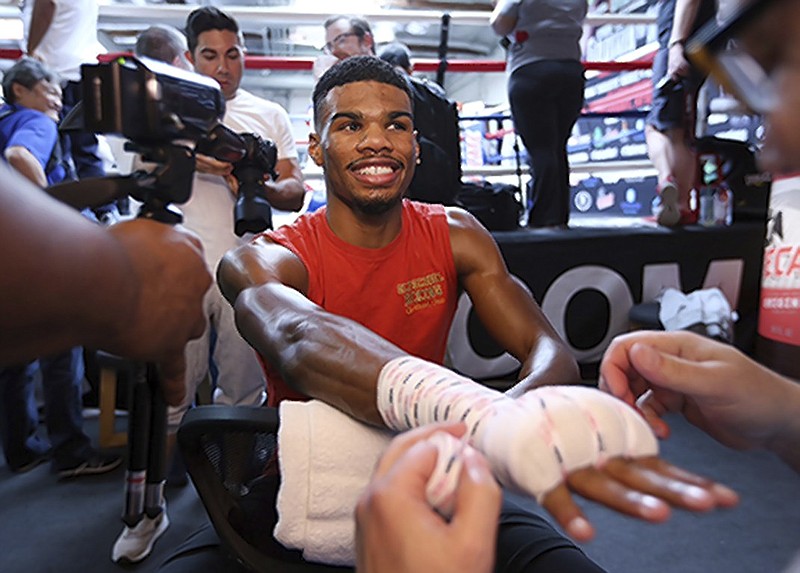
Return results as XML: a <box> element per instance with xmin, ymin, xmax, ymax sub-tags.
<box><xmin>14</xmin><ymin>79</ymin><xmax>61</xmax><ymax>121</ymax></box>
<box><xmin>187</xmin><ymin>29</ymin><xmax>244</xmax><ymax>100</ymax></box>
<box><xmin>309</xmin><ymin>80</ymin><xmax>418</xmax><ymax>216</ymax></box>
<box><xmin>324</xmin><ymin>18</ymin><xmax>372</xmax><ymax>60</ymax></box>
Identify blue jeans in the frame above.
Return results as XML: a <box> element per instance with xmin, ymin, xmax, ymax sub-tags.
<box><xmin>0</xmin><ymin>347</ymin><xmax>92</xmax><ymax>471</ymax></box>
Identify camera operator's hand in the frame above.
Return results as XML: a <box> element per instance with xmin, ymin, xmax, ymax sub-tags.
<box><xmin>195</xmin><ymin>152</ymin><xmax>233</xmax><ymax>178</ymax></box>
<box><xmin>225</xmin><ymin>174</ymin><xmax>239</xmax><ymax>197</ymax></box>
<box><xmin>103</xmin><ymin>220</ymin><xmax>211</xmax><ymax>406</ymax></box>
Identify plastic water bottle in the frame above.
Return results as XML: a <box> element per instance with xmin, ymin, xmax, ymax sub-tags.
<box><xmin>718</xmin><ymin>183</ymin><xmax>734</xmax><ymax>226</ymax></box>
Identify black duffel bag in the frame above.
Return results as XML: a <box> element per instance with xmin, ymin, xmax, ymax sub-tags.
<box><xmin>455</xmin><ymin>181</ymin><xmax>523</xmax><ymax>231</ymax></box>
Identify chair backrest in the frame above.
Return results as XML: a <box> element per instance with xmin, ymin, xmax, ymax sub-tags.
<box><xmin>178</xmin><ymin>405</ymin><xmax>354</xmax><ymax>573</ymax></box>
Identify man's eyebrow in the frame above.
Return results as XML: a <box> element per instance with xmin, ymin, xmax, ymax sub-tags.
<box><xmin>329</xmin><ymin>111</ymin><xmax>363</xmax><ymax>123</ymax></box>
<box><xmin>328</xmin><ymin>110</ymin><xmax>413</xmax><ymax>124</ymax></box>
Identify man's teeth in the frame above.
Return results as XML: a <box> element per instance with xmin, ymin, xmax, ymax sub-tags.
<box><xmin>357</xmin><ymin>165</ymin><xmax>394</xmax><ymax>175</ymax></box>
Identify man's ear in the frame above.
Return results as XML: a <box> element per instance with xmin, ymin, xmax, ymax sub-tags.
<box><xmin>308</xmin><ymin>132</ymin><xmax>324</xmax><ymax>166</ymax></box>
<box><xmin>11</xmin><ymin>82</ymin><xmax>26</xmax><ymax>103</ymax></box>
<box><xmin>364</xmin><ymin>32</ymin><xmax>375</xmax><ymax>53</ymax></box>
<box><xmin>185</xmin><ymin>49</ymin><xmax>195</xmax><ymax>67</ymax></box>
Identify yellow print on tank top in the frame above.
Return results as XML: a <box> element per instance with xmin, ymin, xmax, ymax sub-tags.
<box><xmin>396</xmin><ymin>272</ymin><xmax>446</xmax><ymax>315</ymax></box>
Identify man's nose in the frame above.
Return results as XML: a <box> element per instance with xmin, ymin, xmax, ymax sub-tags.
<box><xmin>357</xmin><ymin>123</ymin><xmax>392</xmax><ymax>151</ymax></box>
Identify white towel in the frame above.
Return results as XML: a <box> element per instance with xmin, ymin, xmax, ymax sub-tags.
<box><xmin>658</xmin><ymin>287</ymin><xmax>736</xmax><ymax>342</ymax></box>
<box><xmin>274</xmin><ymin>400</ymin><xmax>394</xmax><ymax>566</ymax></box>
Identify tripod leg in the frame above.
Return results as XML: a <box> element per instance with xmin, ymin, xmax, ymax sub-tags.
<box><xmin>122</xmin><ymin>363</ymin><xmax>150</xmax><ymax>528</ymax></box>
<box><xmin>145</xmin><ymin>363</ymin><xmax>167</xmax><ymax>519</ymax></box>
<box><xmin>112</xmin><ymin>363</ymin><xmax>170</xmax><ymax>564</ymax></box>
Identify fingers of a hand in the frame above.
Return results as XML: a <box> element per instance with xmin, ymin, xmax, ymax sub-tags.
<box><xmin>196</xmin><ymin>154</ymin><xmax>232</xmax><ymax>175</ymax></box>
<box><xmin>157</xmin><ymin>354</ymin><xmax>188</xmax><ymax>407</ymax></box>
<box><xmin>629</xmin><ymin>341</ymin><xmax>708</xmax><ymax>397</ymax></box>
<box><xmin>601</xmin><ymin>457</ymin><xmax>729</xmax><ymax>513</ymax></box>
<box><xmin>446</xmin><ymin>448</ymin><xmax>502</xmax><ymax>569</ymax></box>
<box><xmin>566</xmin><ymin>466</ymin><xmax>671</xmax><ymax>523</ymax></box>
<box><xmin>619</xmin><ymin>457</ymin><xmax>739</xmax><ymax>509</ymax></box>
<box><xmin>599</xmin><ymin>335</ymin><xmax>656</xmax><ymax>405</ymax></box>
<box><xmin>452</xmin><ymin>447</ymin><xmax>501</xmax><ymax>533</ymax></box>
<box><xmin>636</xmin><ymin>389</ymin><xmax>672</xmax><ymax>439</ymax></box>
<box><xmin>373</xmin><ymin>423</ymin><xmax>466</xmax><ymax>479</ymax></box>
<box><xmin>540</xmin><ymin>482</ymin><xmax>595</xmax><ymax>542</ymax></box>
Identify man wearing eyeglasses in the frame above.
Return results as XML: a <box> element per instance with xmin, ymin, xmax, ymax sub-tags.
<box><xmin>312</xmin><ymin>15</ymin><xmax>375</xmax><ymax>81</ymax></box>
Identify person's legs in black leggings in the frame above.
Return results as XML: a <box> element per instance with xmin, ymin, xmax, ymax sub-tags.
<box><xmin>509</xmin><ymin>60</ymin><xmax>584</xmax><ymax>228</ymax></box>
<box><xmin>494</xmin><ymin>492</ymin><xmax>606</xmax><ymax>573</ymax></box>
<box><xmin>160</xmin><ymin>481</ymin><xmax>605</xmax><ymax>572</ymax></box>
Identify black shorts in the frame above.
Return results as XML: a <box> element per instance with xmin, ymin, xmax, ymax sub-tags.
<box><xmin>646</xmin><ymin>0</ymin><xmax>717</xmax><ymax>132</ymax></box>
<box><xmin>159</xmin><ymin>481</ymin><xmax>605</xmax><ymax>573</ymax></box>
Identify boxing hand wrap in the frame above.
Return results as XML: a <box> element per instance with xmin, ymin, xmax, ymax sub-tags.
<box><xmin>377</xmin><ymin>357</ymin><xmax>659</xmax><ymax>506</ymax></box>
<box><xmin>376</xmin><ymin>356</ymin><xmax>510</xmax><ymax>439</ymax></box>
<box><xmin>477</xmin><ymin>386</ymin><xmax>659</xmax><ymax>502</ymax></box>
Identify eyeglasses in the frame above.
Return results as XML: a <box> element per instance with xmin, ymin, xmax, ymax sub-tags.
<box><xmin>685</xmin><ymin>0</ymin><xmax>790</xmax><ymax>115</ymax></box>
<box><xmin>323</xmin><ymin>32</ymin><xmax>358</xmax><ymax>54</ymax></box>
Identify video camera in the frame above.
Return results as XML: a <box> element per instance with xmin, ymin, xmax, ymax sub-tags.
<box><xmin>63</xmin><ymin>56</ymin><xmax>278</xmax><ymax>232</ymax></box>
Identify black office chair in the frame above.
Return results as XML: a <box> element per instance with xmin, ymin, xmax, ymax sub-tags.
<box><xmin>177</xmin><ymin>405</ymin><xmax>354</xmax><ymax>573</ymax></box>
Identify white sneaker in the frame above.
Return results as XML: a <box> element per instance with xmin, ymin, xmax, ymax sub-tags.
<box><xmin>654</xmin><ymin>182</ymin><xmax>681</xmax><ymax>227</ymax></box>
<box><xmin>111</xmin><ymin>508</ymin><xmax>170</xmax><ymax>564</ymax></box>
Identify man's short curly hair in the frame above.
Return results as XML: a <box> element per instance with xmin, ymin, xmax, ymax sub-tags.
<box><xmin>312</xmin><ymin>56</ymin><xmax>412</xmax><ymax>129</ymax></box>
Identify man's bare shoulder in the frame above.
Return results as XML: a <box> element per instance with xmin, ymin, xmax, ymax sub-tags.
<box><xmin>444</xmin><ymin>206</ymin><xmax>502</xmax><ymax>274</ymax></box>
<box><xmin>444</xmin><ymin>205</ymin><xmax>485</xmax><ymax>233</ymax></box>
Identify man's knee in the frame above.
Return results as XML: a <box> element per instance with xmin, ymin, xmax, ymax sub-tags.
<box><xmin>494</xmin><ymin>493</ymin><xmax>604</xmax><ymax>573</ymax></box>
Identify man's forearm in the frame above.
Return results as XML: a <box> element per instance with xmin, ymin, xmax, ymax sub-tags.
<box><xmin>234</xmin><ymin>282</ymin><xmax>404</xmax><ymax>424</ymax></box>
<box><xmin>5</xmin><ymin>146</ymin><xmax>48</xmax><ymax>187</ymax></box>
<box><xmin>670</xmin><ymin>0</ymin><xmax>702</xmax><ymax>45</ymax></box>
<box><xmin>490</xmin><ymin>0</ymin><xmax>521</xmax><ymax>36</ymax></box>
<box><xmin>505</xmin><ymin>336</ymin><xmax>581</xmax><ymax>398</ymax></box>
<box><xmin>266</xmin><ymin>177</ymin><xmax>305</xmax><ymax>211</ymax></box>
<box><xmin>0</xmin><ymin>165</ymin><xmax>137</xmax><ymax>363</ymax></box>
<box><xmin>26</xmin><ymin>0</ymin><xmax>56</xmax><ymax>55</ymax></box>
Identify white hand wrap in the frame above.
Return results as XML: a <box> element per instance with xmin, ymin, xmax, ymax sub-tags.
<box><xmin>377</xmin><ymin>356</ymin><xmax>659</xmax><ymax>503</ymax></box>
<box><xmin>478</xmin><ymin>386</ymin><xmax>659</xmax><ymax>501</ymax></box>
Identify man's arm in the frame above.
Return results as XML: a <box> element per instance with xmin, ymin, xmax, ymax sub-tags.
<box><xmin>217</xmin><ymin>237</ymin><xmax>404</xmax><ymax>424</ymax></box>
<box><xmin>5</xmin><ymin>145</ymin><xmax>48</xmax><ymax>187</ymax></box>
<box><xmin>193</xmin><ymin>156</ymin><xmax>304</xmax><ymax>212</ymax></box>
<box><xmin>667</xmin><ymin>0</ymin><xmax>703</xmax><ymax>78</ymax></box>
<box><xmin>0</xmin><ymin>162</ymin><xmax>211</xmax><ymax>405</ymax></box>
<box><xmin>26</xmin><ymin>0</ymin><xmax>56</xmax><ymax>56</ymax></box>
<box><xmin>447</xmin><ymin>208</ymin><xmax>581</xmax><ymax>396</ymax></box>
<box><xmin>219</xmin><ymin>232</ymin><xmax>738</xmax><ymax>540</ymax></box>
<box><xmin>489</xmin><ymin>0</ymin><xmax>521</xmax><ymax>37</ymax></box>
<box><xmin>264</xmin><ymin>157</ymin><xmax>305</xmax><ymax>211</ymax></box>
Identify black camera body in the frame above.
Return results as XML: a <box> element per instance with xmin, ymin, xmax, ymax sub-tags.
<box><xmin>81</xmin><ymin>56</ymin><xmax>226</xmax><ymax>144</ymax></box>
<box><xmin>77</xmin><ymin>56</ymin><xmax>279</xmax><ymax>232</ymax></box>
<box><xmin>232</xmin><ymin>133</ymin><xmax>279</xmax><ymax>236</ymax></box>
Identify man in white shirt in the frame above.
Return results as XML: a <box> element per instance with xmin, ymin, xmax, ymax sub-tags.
<box><xmin>111</xmin><ymin>6</ymin><xmax>305</xmax><ymax>564</ymax></box>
